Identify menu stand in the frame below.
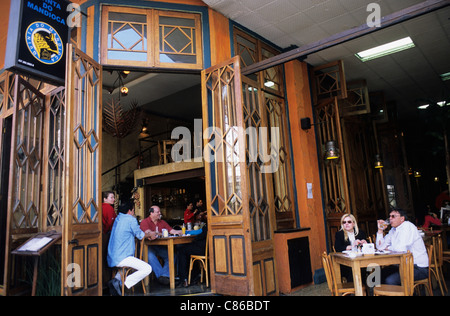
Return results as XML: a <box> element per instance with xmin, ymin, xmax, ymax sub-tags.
<box><xmin>11</xmin><ymin>231</ymin><xmax>62</xmax><ymax>296</ymax></box>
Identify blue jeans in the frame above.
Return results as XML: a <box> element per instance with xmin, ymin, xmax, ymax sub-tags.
<box><xmin>382</xmin><ymin>265</ymin><xmax>428</xmax><ymax>285</ymax></box>
<box><xmin>148</xmin><ymin>245</ymin><xmax>176</xmax><ymax>278</ymax></box>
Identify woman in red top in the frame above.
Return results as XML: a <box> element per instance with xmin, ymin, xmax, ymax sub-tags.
<box><xmin>183</xmin><ymin>202</ymin><xmax>197</xmax><ymax>225</ymax></box>
<box><xmin>102</xmin><ymin>191</ymin><xmax>117</xmax><ymax>287</ymax></box>
<box><xmin>102</xmin><ymin>191</ymin><xmax>117</xmax><ymax>234</ymax></box>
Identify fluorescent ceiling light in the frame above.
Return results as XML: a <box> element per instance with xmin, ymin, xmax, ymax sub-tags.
<box><xmin>355</xmin><ymin>37</ymin><xmax>415</xmax><ymax>62</ymax></box>
<box><xmin>418</xmin><ymin>104</ymin><xmax>429</xmax><ymax>110</ymax></box>
<box><xmin>440</xmin><ymin>72</ymin><xmax>450</xmax><ymax>81</ymax></box>
<box><xmin>437</xmin><ymin>101</ymin><xmax>446</xmax><ymax>107</ymax></box>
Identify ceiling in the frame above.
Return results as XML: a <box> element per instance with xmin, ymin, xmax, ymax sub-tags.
<box><xmin>102</xmin><ymin>70</ymin><xmax>201</xmax><ymax>121</ymax></box>
<box><xmin>101</xmin><ymin>1</ymin><xmax>450</xmax><ymax>123</ymax></box>
<box><xmin>203</xmin><ymin>0</ymin><xmax>450</xmax><ymax>122</ymax></box>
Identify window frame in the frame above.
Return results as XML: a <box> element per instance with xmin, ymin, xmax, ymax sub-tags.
<box><xmin>101</xmin><ymin>6</ymin><xmax>203</xmax><ymax>70</ymax></box>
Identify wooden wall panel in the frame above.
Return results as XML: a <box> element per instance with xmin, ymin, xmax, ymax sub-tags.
<box><xmin>208</xmin><ymin>8</ymin><xmax>231</xmax><ymax>65</ymax></box>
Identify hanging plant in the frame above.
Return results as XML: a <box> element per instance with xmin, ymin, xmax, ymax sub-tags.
<box><xmin>103</xmin><ymin>98</ymin><xmax>139</xmax><ymax>138</ymax></box>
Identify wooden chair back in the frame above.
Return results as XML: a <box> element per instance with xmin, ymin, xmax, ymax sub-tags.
<box><xmin>321</xmin><ymin>252</ymin><xmax>337</xmax><ymax>295</ymax></box>
<box><xmin>430</xmin><ymin>235</ymin><xmax>448</xmax><ymax>294</ymax></box>
<box><xmin>188</xmin><ymin>232</ymin><xmax>209</xmax><ymax>287</ymax></box>
<box><xmin>413</xmin><ymin>244</ymin><xmax>434</xmax><ymax>296</ymax></box>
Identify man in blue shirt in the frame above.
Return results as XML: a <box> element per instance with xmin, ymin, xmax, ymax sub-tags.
<box><xmin>107</xmin><ymin>201</ymin><xmax>153</xmax><ymax>295</ymax></box>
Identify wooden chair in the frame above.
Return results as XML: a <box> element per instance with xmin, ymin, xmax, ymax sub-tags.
<box><xmin>115</xmin><ymin>238</ymin><xmax>147</xmax><ymax>296</ymax></box>
<box><xmin>321</xmin><ymin>252</ymin><xmax>362</xmax><ymax>296</ymax></box>
<box><xmin>158</xmin><ymin>140</ymin><xmax>176</xmax><ymax>165</ymax></box>
<box><xmin>374</xmin><ymin>251</ymin><xmax>414</xmax><ymax>296</ymax></box>
<box><xmin>443</xmin><ymin>248</ymin><xmax>450</xmax><ymax>265</ymax></box>
<box><xmin>429</xmin><ymin>235</ymin><xmax>448</xmax><ymax>295</ymax></box>
<box><xmin>413</xmin><ymin>244</ymin><xmax>433</xmax><ymax>296</ymax></box>
<box><xmin>188</xmin><ymin>234</ymin><xmax>209</xmax><ymax>287</ymax></box>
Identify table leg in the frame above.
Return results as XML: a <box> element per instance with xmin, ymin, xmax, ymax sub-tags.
<box><xmin>167</xmin><ymin>239</ymin><xmax>175</xmax><ymax>289</ymax></box>
<box><xmin>32</xmin><ymin>257</ymin><xmax>39</xmax><ymax>296</ymax></box>
<box><xmin>332</xmin><ymin>258</ymin><xmax>342</xmax><ymax>291</ymax></box>
<box><xmin>352</xmin><ymin>261</ymin><xmax>364</xmax><ymax>296</ymax></box>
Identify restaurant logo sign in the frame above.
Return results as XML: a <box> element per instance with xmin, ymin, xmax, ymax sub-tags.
<box><xmin>25</xmin><ymin>21</ymin><xmax>64</xmax><ymax>65</ymax></box>
<box><xmin>5</xmin><ymin>0</ymin><xmax>69</xmax><ymax>84</ymax></box>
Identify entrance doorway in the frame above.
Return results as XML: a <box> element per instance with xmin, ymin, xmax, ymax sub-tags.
<box><xmin>101</xmin><ymin>70</ymin><xmax>202</xmax><ymax>202</ymax></box>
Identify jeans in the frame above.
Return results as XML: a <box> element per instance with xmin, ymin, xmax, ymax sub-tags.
<box><xmin>148</xmin><ymin>245</ymin><xmax>176</xmax><ymax>278</ymax></box>
<box><xmin>382</xmin><ymin>265</ymin><xmax>429</xmax><ymax>285</ymax></box>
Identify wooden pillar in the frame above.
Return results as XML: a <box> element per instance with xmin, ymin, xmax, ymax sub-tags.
<box><xmin>284</xmin><ymin>59</ymin><xmax>327</xmax><ymax>272</ymax></box>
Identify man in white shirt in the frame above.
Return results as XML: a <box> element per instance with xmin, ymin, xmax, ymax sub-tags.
<box><xmin>376</xmin><ymin>208</ymin><xmax>429</xmax><ymax>285</ymax></box>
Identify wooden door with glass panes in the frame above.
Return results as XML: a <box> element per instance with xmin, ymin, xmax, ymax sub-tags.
<box><xmin>62</xmin><ymin>45</ymin><xmax>103</xmax><ymax>296</ymax></box>
<box><xmin>0</xmin><ymin>73</ymin><xmax>45</xmax><ymax>295</ymax></box>
<box><xmin>202</xmin><ymin>56</ymin><xmax>278</xmax><ymax>296</ymax></box>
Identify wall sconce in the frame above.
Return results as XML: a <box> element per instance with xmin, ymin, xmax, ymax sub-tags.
<box><xmin>324</xmin><ymin>140</ymin><xmax>340</xmax><ymax>160</ymax></box>
<box><xmin>374</xmin><ymin>154</ymin><xmax>384</xmax><ymax>169</ymax></box>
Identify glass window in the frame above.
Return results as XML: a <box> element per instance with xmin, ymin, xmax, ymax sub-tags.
<box><xmin>159</xmin><ymin>16</ymin><xmax>197</xmax><ymax>64</ymax></box>
<box><xmin>107</xmin><ymin>11</ymin><xmax>148</xmax><ymax>62</ymax></box>
<box><xmin>233</xmin><ymin>28</ymin><xmax>284</xmax><ymax>96</ymax></box>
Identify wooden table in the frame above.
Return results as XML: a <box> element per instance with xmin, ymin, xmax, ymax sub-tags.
<box><xmin>331</xmin><ymin>252</ymin><xmax>407</xmax><ymax>296</ymax></box>
<box><xmin>144</xmin><ymin>235</ymin><xmax>195</xmax><ymax>289</ymax></box>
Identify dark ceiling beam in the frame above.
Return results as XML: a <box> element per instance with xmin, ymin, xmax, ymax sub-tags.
<box><xmin>242</xmin><ymin>0</ymin><xmax>450</xmax><ymax>76</ymax></box>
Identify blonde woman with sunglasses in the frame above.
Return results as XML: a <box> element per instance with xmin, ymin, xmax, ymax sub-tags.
<box><xmin>334</xmin><ymin>214</ymin><xmax>367</xmax><ymax>252</ymax></box>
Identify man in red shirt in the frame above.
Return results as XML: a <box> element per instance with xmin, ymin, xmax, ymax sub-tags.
<box><xmin>140</xmin><ymin>206</ymin><xmax>181</xmax><ymax>285</ymax></box>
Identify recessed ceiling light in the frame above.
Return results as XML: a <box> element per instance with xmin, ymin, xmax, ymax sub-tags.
<box><xmin>355</xmin><ymin>37</ymin><xmax>415</xmax><ymax>62</ymax></box>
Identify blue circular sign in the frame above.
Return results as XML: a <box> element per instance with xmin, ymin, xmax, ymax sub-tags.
<box><xmin>25</xmin><ymin>21</ymin><xmax>64</xmax><ymax>65</ymax></box>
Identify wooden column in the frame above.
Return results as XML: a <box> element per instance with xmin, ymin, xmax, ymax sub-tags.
<box><xmin>284</xmin><ymin>60</ymin><xmax>327</xmax><ymax>272</ymax></box>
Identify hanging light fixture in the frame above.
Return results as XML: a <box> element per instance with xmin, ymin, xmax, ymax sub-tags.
<box><xmin>374</xmin><ymin>154</ymin><xmax>384</xmax><ymax>169</ymax></box>
<box><xmin>120</xmin><ymin>86</ymin><xmax>129</xmax><ymax>97</ymax></box>
<box><xmin>324</xmin><ymin>140</ymin><xmax>340</xmax><ymax>160</ymax></box>
<box><xmin>138</xmin><ymin>118</ymin><xmax>150</xmax><ymax>139</ymax></box>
